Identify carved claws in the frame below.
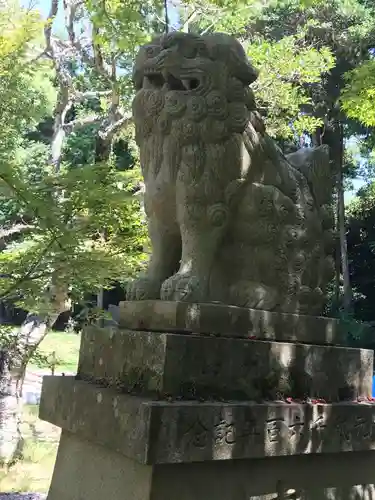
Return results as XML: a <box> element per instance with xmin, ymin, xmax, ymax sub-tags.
<box><xmin>126</xmin><ymin>277</ymin><xmax>164</xmax><ymax>301</ymax></box>
<box><xmin>160</xmin><ymin>273</ymin><xmax>205</xmax><ymax>302</ymax></box>
<box><xmin>127</xmin><ymin>273</ymin><xmax>208</xmax><ymax>302</ymax></box>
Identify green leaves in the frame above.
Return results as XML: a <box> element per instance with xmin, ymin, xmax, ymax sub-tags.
<box><xmin>341</xmin><ymin>60</ymin><xmax>375</xmax><ymax>127</ymax></box>
<box><xmin>0</xmin><ymin>1</ymin><xmax>149</xmax><ymax>315</ymax></box>
<box><xmin>85</xmin><ymin>0</ymin><xmax>164</xmax><ymax>58</ymax></box>
<box><xmin>0</xmin><ymin>156</ymin><xmax>146</xmax><ymax>307</ymax></box>
<box><xmin>246</xmin><ymin>35</ymin><xmax>334</xmax><ymax>137</ymax></box>
<box><xmin>180</xmin><ymin>0</ymin><xmax>337</xmax><ymax>139</ymax></box>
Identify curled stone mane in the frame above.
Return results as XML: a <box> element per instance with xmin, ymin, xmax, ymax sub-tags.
<box><xmin>129</xmin><ymin>32</ymin><xmax>335</xmax><ymax>316</ymax></box>
<box><xmin>132</xmin><ymin>32</ymin><xmax>258</xmax><ymax>145</ymax></box>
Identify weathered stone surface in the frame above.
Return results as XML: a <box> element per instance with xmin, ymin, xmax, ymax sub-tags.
<box><xmin>127</xmin><ymin>32</ymin><xmax>335</xmax><ymax>315</ymax></box>
<box><xmin>77</xmin><ymin>326</ymin><xmax>372</xmax><ymax>402</ymax></box>
<box><xmin>46</xmin><ymin>430</ymin><xmax>375</xmax><ymax>500</ymax></box>
<box><xmin>40</xmin><ymin>376</ymin><xmax>375</xmax><ymax>465</ymax></box>
<box><xmin>116</xmin><ymin>300</ymin><xmax>341</xmax><ymax>345</ymax></box>
<box><xmin>40</xmin><ymin>376</ymin><xmax>150</xmax><ymax>464</ymax></box>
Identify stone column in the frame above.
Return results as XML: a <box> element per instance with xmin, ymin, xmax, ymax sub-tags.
<box><xmin>40</xmin><ymin>301</ymin><xmax>375</xmax><ymax>499</ymax></box>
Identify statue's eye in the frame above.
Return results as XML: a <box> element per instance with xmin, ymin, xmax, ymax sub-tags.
<box><xmin>187</xmin><ymin>78</ymin><xmax>199</xmax><ymax>90</ymax></box>
<box><xmin>146</xmin><ymin>46</ymin><xmax>157</xmax><ymax>58</ymax></box>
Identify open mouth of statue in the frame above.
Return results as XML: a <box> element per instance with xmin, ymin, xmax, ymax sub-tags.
<box><xmin>143</xmin><ymin>70</ymin><xmax>200</xmax><ymax>92</ymax></box>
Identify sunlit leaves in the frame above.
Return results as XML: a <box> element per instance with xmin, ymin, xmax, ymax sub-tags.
<box><xmin>84</xmin><ymin>0</ymin><xmax>163</xmax><ymax>57</ymax></box>
<box><xmin>0</xmin><ymin>5</ymin><xmax>42</xmax><ymax>70</ymax></box>
<box><xmin>0</xmin><ymin>6</ymin><xmax>56</xmax><ymax>181</ymax></box>
<box><xmin>0</xmin><ymin>154</ymin><xmax>146</xmax><ymax>307</ymax></box>
<box><xmin>178</xmin><ymin>0</ymin><xmax>327</xmax><ymax>34</ymax></box>
<box><xmin>341</xmin><ymin>60</ymin><xmax>375</xmax><ymax>127</ymax></box>
<box><xmin>179</xmin><ymin>0</ymin><xmax>336</xmax><ymax>138</ymax></box>
<box><xmin>246</xmin><ymin>35</ymin><xmax>334</xmax><ymax>137</ymax></box>
<box><xmin>0</xmin><ymin>2</ymin><xmax>147</xmax><ymax>312</ymax></box>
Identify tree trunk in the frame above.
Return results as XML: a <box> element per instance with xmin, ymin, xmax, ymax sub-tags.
<box><xmin>334</xmin><ymin>218</ymin><xmax>341</xmax><ymax>309</ymax></box>
<box><xmin>0</xmin><ymin>318</ymin><xmax>51</xmax><ymax>466</ymax></box>
<box><xmin>0</xmin><ymin>349</ymin><xmax>22</xmax><ymax>467</ymax></box>
<box><xmin>337</xmin><ymin>128</ymin><xmax>352</xmax><ymax>313</ymax></box>
<box><xmin>0</xmin><ymin>288</ymin><xmax>70</xmax><ymax>465</ymax></box>
<box><xmin>318</xmin><ymin>116</ymin><xmax>352</xmax><ymax>313</ymax></box>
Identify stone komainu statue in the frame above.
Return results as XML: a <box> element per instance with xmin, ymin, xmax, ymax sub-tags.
<box><xmin>128</xmin><ymin>32</ymin><xmax>335</xmax><ymax>315</ymax></box>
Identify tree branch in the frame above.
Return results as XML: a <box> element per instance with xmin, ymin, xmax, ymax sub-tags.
<box><xmin>77</xmin><ymin>90</ymin><xmax>112</xmax><ymax>100</ymax></box>
<box><xmin>0</xmin><ymin>173</ymin><xmax>65</xmax><ymax>253</ymax></box>
<box><xmin>63</xmin><ymin>114</ymin><xmax>102</xmax><ymax>131</ymax></box>
<box><xmin>181</xmin><ymin>9</ymin><xmax>199</xmax><ymax>33</ymax></box>
<box><xmin>72</xmin><ymin>37</ymin><xmax>112</xmax><ymax>80</ymax></box>
<box><xmin>44</xmin><ymin>0</ymin><xmax>59</xmax><ymax>55</ymax></box>
<box><xmin>0</xmin><ymin>237</ymin><xmax>58</xmax><ymax>301</ymax></box>
<box><xmin>63</xmin><ymin>0</ymin><xmax>84</xmax><ymax>44</ymax></box>
<box><xmin>99</xmin><ymin>112</ymin><xmax>132</xmax><ymax>142</ymax></box>
<box><xmin>43</xmin><ymin>0</ymin><xmax>132</xmax><ymax>171</ymax></box>
<box><xmin>0</xmin><ymin>224</ymin><xmax>35</xmax><ymax>239</ymax></box>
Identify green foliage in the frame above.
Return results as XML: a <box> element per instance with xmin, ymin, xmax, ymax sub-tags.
<box><xmin>28</xmin><ymin>331</ymin><xmax>80</xmax><ymax>373</ymax></box>
<box><xmin>64</xmin><ymin>125</ymin><xmax>100</xmax><ymax>167</ymax></box>
<box><xmin>83</xmin><ymin>0</ymin><xmax>165</xmax><ymax>108</ymax></box>
<box><xmin>246</xmin><ymin>35</ymin><xmax>335</xmax><ymax>137</ymax></box>
<box><xmin>0</xmin><ymin>323</ymin><xmax>48</xmax><ymax>367</ymax></box>
<box><xmin>345</xmin><ymin>182</ymin><xmax>375</xmax><ymax>322</ymax></box>
<box><xmin>0</xmin><ymin>8</ymin><xmax>55</xmax><ymax>157</ymax></box>
<box><xmin>239</xmin><ymin>0</ymin><xmax>375</xmax><ymax>143</ymax></box>
<box><xmin>341</xmin><ymin>60</ymin><xmax>375</xmax><ymax>127</ymax></box>
<box><xmin>85</xmin><ymin>0</ymin><xmax>164</xmax><ymax>51</ymax></box>
<box><xmin>179</xmin><ymin>0</ymin><xmax>327</xmax><ymax>35</ymax></box>
<box><xmin>0</xmin><ymin>156</ymin><xmax>146</xmax><ymax>309</ymax></box>
<box><xmin>334</xmin><ymin>310</ymin><xmax>374</xmax><ymax>346</ymax></box>
<box><xmin>0</xmin><ymin>5</ymin><xmax>56</xmax><ymax>237</ymax></box>
<box><xmin>0</xmin><ymin>1</ymin><xmax>148</xmax><ymax>318</ymax></box>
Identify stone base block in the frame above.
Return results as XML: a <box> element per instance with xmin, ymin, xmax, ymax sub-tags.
<box><xmin>40</xmin><ymin>376</ymin><xmax>375</xmax><ymax>465</ymax></box>
<box><xmin>116</xmin><ymin>300</ymin><xmax>341</xmax><ymax>345</ymax></box>
<box><xmin>47</xmin><ymin>430</ymin><xmax>375</xmax><ymax>500</ymax></box>
<box><xmin>77</xmin><ymin>326</ymin><xmax>372</xmax><ymax>401</ymax></box>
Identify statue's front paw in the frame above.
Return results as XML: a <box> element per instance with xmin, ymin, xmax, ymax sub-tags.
<box><xmin>126</xmin><ymin>277</ymin><xmax>162</xmax><ymax>301</ymax></box>
<box><xmin>160</xmin><ymin>273</ymin><xmax>202</xmax><ymax>301</ymax></box>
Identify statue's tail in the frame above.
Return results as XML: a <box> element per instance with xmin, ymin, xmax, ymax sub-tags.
<box><xmin>286</xmin><ymin>145</ymin><xmax>334</xmax><ymax>208</ymax></box>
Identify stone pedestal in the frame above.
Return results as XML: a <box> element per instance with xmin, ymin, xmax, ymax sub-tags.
<box><xmin>40</xmin><ymin>302</ymin><xmax>375</xmax><ymax>499</ymax></box>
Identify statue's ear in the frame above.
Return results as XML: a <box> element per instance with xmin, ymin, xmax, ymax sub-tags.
<box><xmin>239</xmin><ymin>61</ymin><xmax>259</xmax><ymax>85</ymax></box>
<box><xmin>132</xmin><ymin>70</ymin><xmax>143</xmax><ymax>91</ymax></box>
<box><xmin>229</xmin><ymin>44</ymin><xmax>259</xmax><ymax>85</ymax></box>
<box><xmin>204</xmin><ymin>33</ymin><xmax>259</xmax><ymax>85</ymax></box>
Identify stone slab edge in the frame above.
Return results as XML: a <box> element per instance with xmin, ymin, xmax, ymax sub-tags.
<box><xmin>39</xmin><ymin>376</ymin><xmax>375</xmax><ymax>465</ymax></box>
<box><xmin>116</xmin><ymin>300</ymin><xmax>341</xmax><ymax>345</ymax></box>
<box><xmin>77</xmin><ymin>326</ymin><xmax>373</xmax><ymax>402</ymax></box>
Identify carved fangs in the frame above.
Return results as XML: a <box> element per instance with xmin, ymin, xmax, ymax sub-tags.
<box><xmin>143</xmin><ymin>68</ymin><xmax>199</xmax><ymax>92</ymax></box>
